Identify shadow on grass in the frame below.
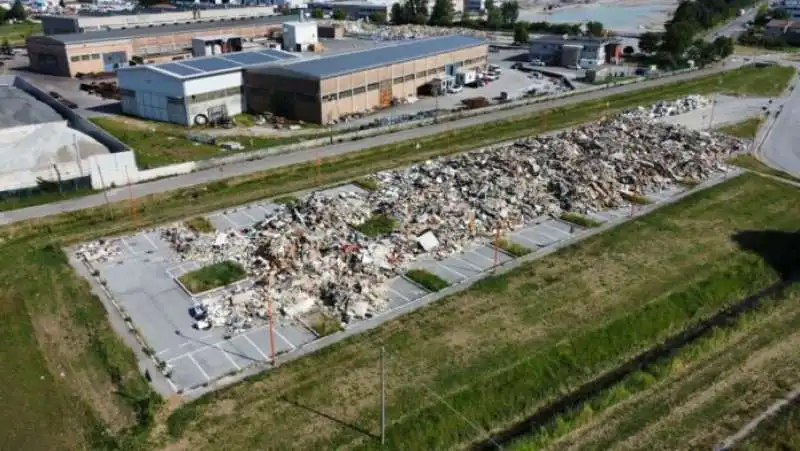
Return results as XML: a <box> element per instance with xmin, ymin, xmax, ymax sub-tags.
<box><xmin>280</xmin><ymin>396</ymin><xmax>379</xmax><ymax>440</ymax></box>
<box><xmin>471</xmin><ymin>230</ymin><xmax>800</xmax><ymax>450</ymax></box>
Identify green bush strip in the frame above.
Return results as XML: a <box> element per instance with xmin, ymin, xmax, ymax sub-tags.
<box><xmin>185</xmin><ymin>216</ymin><xmax>214</xmax><ymax>234</ymax></box>
<box><xmin>353</xmin><ymin>177</ymin><xmax>379</xmax><ymax>191</ymax></box>
<box><xmin>496</xmin><ymin>239</ymin><xmax>533</xmax><ymax>257</ymax></box>
<box><xmin>560</xmin><ymin>212</ymin><xmax>602</xmax><ymax>228</ymax></box>
<box><xmin>178</xmin><ymin>261</ymin><xmax>246</xmax><ymax>294</ymax></box>
<box><xmin>273</xmin><ymin>195</ymin><xmax>299</xmax><ymax>205</ymax></box>
<box><xmin>353</xmin><ymin>214</ymin><xmax>395</xmax><ymax>237</ymax></box>
<box><xmin>406</xmin><ymin>269</ymin><xmax>450</xmax><ymax>292</ymax></box>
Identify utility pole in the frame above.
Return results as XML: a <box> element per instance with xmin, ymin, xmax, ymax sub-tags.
<box><xmin>381</xmin><ymin>346</ymin><xmax>386</xmax><ymax>446</ymax></box>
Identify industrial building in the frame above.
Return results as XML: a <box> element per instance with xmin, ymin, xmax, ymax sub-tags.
<box><xmin>529</xmin><ymin>37</ymin><xmax>621</xmax><ymax>68</ymax></box>
<box><xmin>282</xmin><ymin>19</ymin><xmax>319</xmax><ymax>52</ymax></box>
<box><xmin>245</xmin><ymin>35</ymin><xmax>487</xmax><ymax>124</ymax></box>
<box><xmin>40</xmin><ymin>6</ymin><xmax>278</xmax><ymax>35</ymax></box>
<box><xmin>26</xmin><ymin>15</ymin><xmax>290</xmax><ymax>77</ymax></box>
<box><xmin>117</xmin><ymin>48</ymin><xmax>299</xmax><ymax>126</ymax></box>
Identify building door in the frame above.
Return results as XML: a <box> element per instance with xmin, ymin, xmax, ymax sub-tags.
<box><xmin>445</xmin><ymin>64</ymin><xmax>455</xmax><ymax>76</ymax></box>
<box><xmin>379</xmin><ymin>80</ymin><xmax>392</xmax><ymax>107</ymax></box>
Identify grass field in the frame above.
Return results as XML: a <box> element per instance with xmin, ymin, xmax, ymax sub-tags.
<box><xmin>89</xmin><ymin>117</ymin><xmax>308</xmax><ymax>169</ymax></box>
<box><xmin>729</xmin><ymin>154</ymin><xmax>800</xmax><ymax>183</ymax></box>
<box><xmin>739</xmin><ymin>399</ymin><xmax>800</xmax><ymax>450</ymax></box>
<box><xmin>178</xmin><ymin>261</ymin><xmax>246</xmax><ymax>294</ymax></box>
<box><xmin>0</xmin><ymin>21</ymin><xmax>42</xmax><ymax>45</ymax></box>
<box><xmin>406</xmin><ymin>268</ymin><xmax>450</xmax><ymax>291</ymax></box>
<box><xmin>157</xmin><ymin>174</ymin><xmax>800</xmax><ymax>451</ymax></box>
<box><xmin>0</xmin><ymin>65</ymin><xmax>796</xmax><ymax>450</ymax></box>
<box><xmin>717</xmin><ymin>116</ymin><xmax>765</xmax><ymax>139</ymax></box>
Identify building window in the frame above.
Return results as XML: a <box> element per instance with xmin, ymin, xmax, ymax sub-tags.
<box><xmin>81</xmin><ymin>55</ymin><xmax>90</xmax><ymax>61</ymax></box>
<box><xmin>338</xmin><ymin>89</ymin><xmax>352</xmax><ymax>98</ymax></box>
<box><xmin>426</xmin><ymin>68</ymin><xmax>438</xmax><ymax>76</ymax></box>
<box><xmin>322</xmin><ymin>93</ymin><xmax>338</xmax><ymax>102</ymax></box>
<box><xmin>393</xmin><ymin>76</ymin><xmax>403</xmax><ymax>85</ymax></box>
<box><xmin>119</xmin><ymin>88</ymin><xmax>135</xmax><ymax>97</ymax></box>
<box><xmin>403</xmin><ymin>74</ymin><xmax>414</xmax><ymax>81</ymax></box>
<box><xmin>91</xmin><ymin>54</ymin><xmax>100</xmax><ymax>60</ymax></box>
<box><xmin>353</xmin><ymin>86</ymin><xmax>366</xmax><ymax>95</ymax></box>
<box><xmin>70</xmin><ymin>56</ymin><xmax>80</xmax><ymax>62</ymax></box>
<box><xmin>416</xmin><ymin>71</ymin><xmax>426</xmax><ymax>78</ymax></box>
<box><xmin>367</xmin><ymin>82</ymin><xmax>380</xmax><ymax>91</ymax></box>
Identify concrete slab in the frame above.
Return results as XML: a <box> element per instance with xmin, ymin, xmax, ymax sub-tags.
<box><xmin>169</xmin><ymin>355</ymin><xmax>209</xmax><ymax>389</ymax></box>
<box><xmin>192</xmin><ymin>346</ymin><xmax>238</xmax><ymax>380</ymax></box>
<box><xmin>469</xmin><ymin>244</ymin><xmax>513</xmax><ymax>268</ymax></box>
<box><xmin>219</xmin><ymin>335</ymin><xmax>269</xmax><ymax>367</ymax></box>
<box><xmin>385</xmin><ymin>276</ymin><xmax>429</xmax><ymax>309</ymax></box>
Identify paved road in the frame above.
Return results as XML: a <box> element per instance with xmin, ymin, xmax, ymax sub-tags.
<box><xmin>757</xmin><ymin>65</ymin><xmax>800</xmax><ymax>176</ymax></box>
<box><xmin>707</xmin><ymin>5</ymin><xmax>761</xmax><ymax>41</ymax></box>
<box><xmin>0</xmin><ymin>64</ymin><xmax>747</xmax><ymax>226</ymax></box>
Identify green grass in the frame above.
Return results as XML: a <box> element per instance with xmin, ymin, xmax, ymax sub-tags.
<box><xmin>717</xmin><ymin>116</ymin><xmax>765</xmax><ymax>139</ymax></box>
<box><xmin>0</xmin><ymin>65</ymin><xmax>796</xmax><ymax>450</ymax></box>
<box><xmin>273</xmin><ymin>195</ymin><xmax>298</xmax><ymax>205</ymax></box>
<box><xmin>496</xmin><ymin>238</ymin><xmax>533</xmax><ymax>257</ymax></box>
<box><xmin>0</xmin><ymin>21</ymin><xmax>42</xmax><ymax>45</ymax></box>
<box><xmin>307</xmin><ymin>312</ymin><xmax>344</xmax><ymax>337</ymax></box>
<box><xmin>560</xmin><ymin>212</ymin><xmax>602</xmax><ymax>228</ymax></box>
<box><xmin>406</xmin><ymin>269</ymin><xmax>450</xmax><ymax>291</ymax></box>
<box><xmin>90</xmin><ymin>117</ymin><xmax>306</xmax><ymax>169</ymax></box>
<box><xmin>729</xmin><ymin>154</ymin><xmax>800</xmax><ymax>183</ymax></box>
<box><xmin>0</xmin><ymin>187</ymin><xmax>94</xmax><ymax>212</ymax></box>
<box><xmin>177</xmin><ymin>261</ymin><xmax>246</xmax><ymax>294</ymax></box>
<box><xmin>740</xmin><ymin>400</ymin><xmax>800</xmax><ymax>451</ymax></box>
<box><xmin>622</xmin><ymin>192</ymin><xmax>652</xmax><ymax>205</ymax></box>
<box><xmin>159</xmin><ymin>174</ymin><xmax>800</xmax><ymax>451</ymax></box>
<box><xmin>353</xmin><ymin>177</ymin><xmax>380</xmax><ymax>191</ymax></box>
<box><xmin>353</xmin><ymin>214</ymin><xmax>396</xmax><ymax>237</ymax></box>
<box><xmin>185</xmin><ymin>216</ymin><xmax>215</xmax><ymax>233</ymax></box>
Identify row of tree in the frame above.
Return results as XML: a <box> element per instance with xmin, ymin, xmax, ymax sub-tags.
<box><xmin>388</xmin><ymin>0</ymin><xmax>521</xmax><ymax>28</ymax></box>
<box><xmin>0</xmin><ymin>0</ymin><xmax>28</xmax><ymax>23</ymax></box>
<box><xmin>512</xmin><ymin>20</ymin><xmax>604</xmax><ymax>43</ymax></box>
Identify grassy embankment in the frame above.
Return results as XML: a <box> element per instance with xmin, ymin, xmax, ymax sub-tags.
<box><xmin>159</xmin><ymin>174</ymin><xmax>800</xmax><ymax>451</ymax></box>
<box><xmin>717</xmin><ymin>116</ymin><xmax>765</xmax><ymax>139</ymax></box>
<box><xmin>729</xmin><ymin>154</ymin><xmax>800</xmax><ymax>183</ymax></box>
<box><xmin>0</xmin><ymin>21</ymin><xmax>41</xmax><ymax>45</ymax></box>
<box><xmin>739</xmin><ymin>399</ymin><xmax>800</xmax><ymax>451</ymax></box>
<box><xmin>0</xmin><ymin>64</ymin><xmax>795</xmax><ymax>450</ymax></box>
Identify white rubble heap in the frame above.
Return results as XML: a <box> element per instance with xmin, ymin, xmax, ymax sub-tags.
<box><xmin>327</xmin><ymin>20</ymin><xmax>491</xmax><ymax>40</ymax></box>
<box><xmin>622</xmin><ymin>95</ymin><xmax>711</xmax><ymax>120</ymax></box>
<box><xmin>152</xmin><ymin>117</ymin><xmax>744</xmax><ymax>329</ymax></box>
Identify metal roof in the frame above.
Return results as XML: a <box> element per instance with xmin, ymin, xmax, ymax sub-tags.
<box><xmin>128</xmin><ymin>48</ymin><xmax>298</xmax><ymax>79</ymax></box>
<box><xmin>45</xmin><ymin>15</ymin><xmax>289</xmax><ymax>45</ymax></box>
<box><xmin>259</xmin><ymin>35</ymin><xmax>487</xmax><ymax>80</ymax></box>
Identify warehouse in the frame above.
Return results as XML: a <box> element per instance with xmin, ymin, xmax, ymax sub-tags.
<box><xmin>117</xmin><ymin>48</ymin><xmax>298</xmax><ymax>126</ymax></box>
<box><xmin>245</xmin><ymin>35</ymin><xmax>488</xmax><ymax>124</ymax></box>
<box><xmin>26</xmin><ymin>15</ymin><xmax>289</xmax><ymax>77</ymax></box>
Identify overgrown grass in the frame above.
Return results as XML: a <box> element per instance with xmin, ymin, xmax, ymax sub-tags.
<box><xmin>178</xmin><ymin>261</ymin><xmax>246</xmax><ymax>294</ymax></box>
<box><xmin>717</xmin><ymin>116</ymin><xmax>765</xmax><ymax>138</ymax></box>
<box><xmin>740</xmin><ymin>399</ymin><xmax>800</xmax><ymax>451</ymax></box>
<box><xmin>159</xmin><ymin>175</ymin><xmax>800</xmax><ymax>451</ymax></box>
<box><xmin>273</xmin><ymin>195</ymin><xmax>298</xmax><ymax>205</ymax></box>
<box><xmin>496</xmin><ymin>238</ymin><xmax>533</xmax><ymax>257</ymax></box>
<box><xmin>353</xmin><ymin>214</ymin><xmax>396</xmax><ymax>237</ymax></box>
<box><xmin>0</xmin><ymin>186</ymin><xmax>94</xmax><ymax>212</ymax></box>
<box><xmin>90</xmin><ymin>117</ymin><xmax>305</xmax><ymax>169</ymax></box>
<box><xmin>729</xmin><ymin>154</ymin><xmax>800</xmax><ymax>182</ymax></box>
<box><xmin>0</xmin><ymin>21</ymin><xmax>42</xmax><ymax>45</ymax></box>
<box><xmin>560</xmin><ymin>212</ymin><xmax>602</xmax><ymax>228</ymax></box>
<box><xmin>185</xmin><ymin>216</ymin><xmax>214</xmax><ymax>233</ymax></box>
<box><xmin>622</xmin><ymin>192</ymin><xmax>652</xmax><ymax>205</ymax></box>
<box><xmin>353</xmin><ymin>177</ymin><xmax>380</xmax><ymax>191</ymax></box>
<box><xmin>406</xmin><ymin>269</ymin><xmax>450</xmax><ymax>292</ymax></box>
<box><xmin>307</xmin><ymin>312</ymin><xmax>344</xmax><ymax>337</ymax></box>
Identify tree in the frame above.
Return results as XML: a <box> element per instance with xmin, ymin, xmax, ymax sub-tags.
<box><xmin>391</xmin><ymin>3</ymin><xmax>407</xmax><ymax>24</ymax></box>
<box><xmin>429</xmin><ymin>0</ymin><xmax>454</xmax><ymax>26</ymax></box>
<box><xmin>712</xmin><ymin>36</ymin><xmax>734</xmax><ymax>58</ymax></box>
<box><xmin>7</xmin><ymin>0</ymin><xmax>25</xmax><ymax>21</ymax></box>
<box><xmin>402</xmin><ymin>0</ymin><xmax>429</xmax><ymax>25</ymax></box>
<box><xmin>59</xmin><ymin>0</ymin><xmax>65</xmax><ymax>8</ymax></box>
<box><xmin>369</xmin><ymin>11</ymin><xmax>387</xmax><ymax>24</ymax></box>
<box><xmin>485</xmin><ymin>0</ymin><xmax>502</xmax><ymax>28</ymax></box>
<box><xmin>638</xmin><ymin>31</ymin><xmax>661</xmax><ymax>54</ymax></box>
<box><xmin>0</xmin><ymin>7</ymin><xmax>5</xmax><ymax>24</ymax></box>
<box><xmin>500</xmin><ymin>0</ymin><xmax>519</xmax><ymax>26</ymax></box>
<box><xmin>311</xmin><ymin>8</ymin><xmax>324</xmax><ymax>19</ymax></box>
<box><xmin>772</xmin><ymin>8</ymin><xmax>791</xmax><ymax>20</ymax></box>
<box><xmin>586</xmin><ymin>21</ymin><xmax>604</xmax><ymax>37</ymax></box>
<box><xmin>459</xmin><ymin>11</ymin><xmax>474</xmax><ymax>27</ymax></box>
<box><xmin>661</xmin><ymin>21</ymin><xmax>697</xmax><ymax>56</ymax></box>
<box><xmin>332</xmin><ymin>9</ymin><xmax>346</xmax><ymax>20</ymax></box>
<box><xmin>623</xmin><ymin>45</ymin><xmax>634</xmax><ymax>55</ymax></box>
<box><xmin>1</xmin><ymin>39</ymin><xmax>11</xmax><ymax>56</ymax></box>
<box><xmin>513</xmin><ymin>21</ymin><xmax>529</xmax><ymax>43</ymax></box>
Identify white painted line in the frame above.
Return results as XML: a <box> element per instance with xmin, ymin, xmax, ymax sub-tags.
<box><xmin>156</xmin><ymin>348</ymin><xmax>172</xmax><ymax>355</ymax></box>
<box><xmin>451</xmin><ymin>255</ymin><xmax>484</xmax><ymax>272</ymax></box>
<box><xmin>166</xmin><ymin>377</ymin><xmax>179</xmax><ymax>392</ymax></box>
<box><xmin>242</xmin><ymin>332</ymin><xmax>271</xmax><ymax>361</ymax></box>
<box><xmin>141</xmin><ymin>233</ymin><xmax>158</xmax><ymax>251</ymax></box>
<box><xmin>540</xmin><ymin>222</ymin><xmax>572</xmax><ymax>237</ymax></box>
<box><xmin>509</xmin><ymin>232</ymin><xmax>540</xmax><ymax>248</ymax></box>
<box><xmin>388</xmin><ymin>286</ymin><xmax>411</xmax><ymax>302</ymax></box>
<box><xmin>223</xmin><ymin>214</ymin><xmax>240</xmax><ymax>229</ymax></box>
<box><xmin>199</xmin><ymin>333</ymin><xmax>213</xmax><ymax>340</ymax></box>
<box><xmin>121</xmin><ymin>237</ymin><xmax>137</xmax><ymax>256</ymax></box>
<box><xmin>531</xmin><ymin>227</ymin><xmax>562</xmax><ymax>243</ymax></box>
<box><xmin>178</xmin><ymin>342</ymin><xmax>192</xmax><ymax>348</ymax></box>
<box><xmin>188</xmin><ymin>354</ymin><xmax>211</xmax><ymax>381</ymax></box>
<box><xmin>240</xmin><ymin>209</ymin><xmax>258</xmax><ymax>222</ymax></box>
<box><xmin>437</xmin><ymin>262</ymin><xmax>468</xmax><ymax>280</ymax></box>
<box><xmin>273</xmin><ymin>327</ymin><xmax>296</xmax><ymax>351</ymax></box>
<box><xmin>218</xmin><ymin>345</ymin><xmax>242</xmax><ymax>370</ymax></box>
<box><xmin>467</xmin><ymin>248</ymin><xmax>495</xmax><ymax>264</ymax></box>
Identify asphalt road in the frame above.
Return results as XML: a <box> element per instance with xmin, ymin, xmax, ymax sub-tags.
<box><xmin>0</xmin><ymin>64</ymin><xmax>746</xmax><ymax>226</ymax></box>
<box><xmin>757</xmin><ymin>64</ymin><xmax>800</xmax><ymax>175</ymax></box>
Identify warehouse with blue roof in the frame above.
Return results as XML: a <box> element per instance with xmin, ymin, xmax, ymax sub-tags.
<box><xmin>115</xmin><ymin>35</ymin><xmax>487</xmax><ymax>126</ymax></box>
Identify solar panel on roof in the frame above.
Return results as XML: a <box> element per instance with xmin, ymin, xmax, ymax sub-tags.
<box><xmin>222</xmin><ymin>52</ymin><xmax>276</xmax><ymax>66</ymax></box>
<box><xmin>182</xmin><ymin>57</ymin><xmax>240</xmax><ymax>73</ymax></box>
<box><xmin>158</xmin><ymin>63</ymin><xmax>202</xmax><ymax>76</ymax></box>
<box><xmin>257</xmin><ymin>49</ymin><xmax>295</xmax><ymax>60</ymax></box>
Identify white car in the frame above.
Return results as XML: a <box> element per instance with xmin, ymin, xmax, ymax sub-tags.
<box><xmin>483</xmin><ymin>72</ymin><xmax>499</xmax><ymax>81</ymax></box>
<box><xmin>530</xmin><ymin>59</ymin><xmax>546</xmax><ymax>67</ymax></box>
<box><xmin>448</xmin><ymin>84</ymin><xmax>463</xmax><ymax>94</ymax></box>
<box><xmin>488</xmin><ymin>64</ymin><xmax>503</xmax><ymax>74</ymax></box>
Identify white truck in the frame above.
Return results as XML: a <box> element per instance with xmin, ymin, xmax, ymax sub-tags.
<box><xmin>456</xmin><ymin>70</ymin><xmax>477</xmax><ymax>87</ymax></box>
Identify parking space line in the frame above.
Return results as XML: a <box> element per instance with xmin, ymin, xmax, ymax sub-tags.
<box><xmin>273</xmin><ymin>328</ymin><xmax>296</xmax><ymax>351</ymax></box>
<box><xmin>530</xmin><ymin>228</ymin><xmax>561</xmax><ymax>244</ymax></box>
<box><xmin>156</xmin><ymin>348</ymin><xmax>172</xmax><ymax>355</ymax></box>
<box><xmin>240</xmin><ymin>209</ymin><xmax>258</xmax><ymax>222</ymax></box>
<box><xmin>121</xmin><ymin>237</ymin><xmax>137</xmax><ymax>256</ymax></box>
<box><xmin>509</xmin><ymin>232</ymin><xmax>540</xmax><ymax>248</ymax></box>
<box><xmin>242</xmin><ymin>332</ymin><xmax>271</xmax><ymax>361</ymax></box>
<box><xmin>438</xmin><ymin>263</ymin><xmax>468</xmax><ymax>280</ymax></box>
<box><xmin>217</xmin><ymin>345</ymin><xmax>242</xmax><ymax>370</ymax></box>
<box><xmin>388</xmin><ymin>286</ymin><xmax>411</xmax><ymax>302</ymax></box>
<box><xmin>257</xmin><ymin>204</ymin><xmax>275</xmax><ymax>215</ymax></box>
<box><xmin>222</xmin><ymin>214</ymin><xmax>240</xmax><ymax>229</ymax></box>
<box><xmin>166</xmin><ymin>377</ymin><xmax>179</xmax><ymax>392</ymax></box>
<box><xmin>452</xmin><ymin>255</ymin><xmax>483</xmax><ymax>272</ymax></box>
<box><xmin>540</xmin><ymin>222</ymin><xmax>573</xmax><ymax>237</ymax></box>
<box><xmin>141</xmin><ymin>233</ymin><xmax>158</xmax><ymax>251</ymax></box>
<box><xmin>188</xmin><ymin>354</ymin><xmax>211</xmax><ymax>381</ymax></box>
<box><xmin>178</xmin><ymin>341</ymin><xmax>192</xmax><ymax>348</ymax></box>
<box><xmin>467</xmin><ymin>249</ymin><xmax>494</xmax><ymax>264</ymax></box>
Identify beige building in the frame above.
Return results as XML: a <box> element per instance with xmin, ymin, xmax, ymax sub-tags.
<box><xmin>26</xmin><ymin>15</ymin><xmax>288</xmax><ymax>77</ymax></box>
<box><xmin>245</xmin><ymin>35</ymin><xmax>487</xmax><ymax>124</ymax></box>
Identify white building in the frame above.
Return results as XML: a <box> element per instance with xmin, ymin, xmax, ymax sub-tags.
<box><xmin>117</xmin><ymin>48</ymin><xmax>298</xmax><ymax>126</ymax></box>
<box><xmin>782</xmin><ymin>0</ymin><xmax>800</xmax><ymax>19</ymax></box>
<box><xmin>282</xmin><ymin>20</ymin><xmax>318</xmax><ymax>51</ymax></box>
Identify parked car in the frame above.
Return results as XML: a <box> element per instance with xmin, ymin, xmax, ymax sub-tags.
<box><xmin>488</xmin><ymin>64</ymin><xmax>503</xmax><ymax>74</ymax></box>
<box><xmin>194</xmin><ymin>320</ymin><xmax>211</xmax><ymax>330</ymax></box>
<box><xmin>483</xmin><ymin>72</ymin><xmax>499</xmax><ymax>81</ymax></box>
<box><xmin>530</xmin><ymin>59</ymin><xmax>546</xmax><ymax>67</ymax></box>
<box><xmin>189</xmin><ymin>304</ymin><xmax>207</xmax><ymax>320</ymax></box>
<box><xmin>448</xmin><ymin>84</ymin><xmax>464</xmax><ymax>94</ymax></box>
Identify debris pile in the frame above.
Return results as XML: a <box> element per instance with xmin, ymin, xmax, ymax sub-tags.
<box><xmin>147</xmin><ymin>117</ymin><xmax>742</xmax><ymax>330</ymax></box>
<box><xmin>327</xmin><ymin>20</ymin><xmax>491</xmax><ymax>40</ymax></box>
<box><xmin>622</xmin><ymin>95</ymin><xmax>710</xmax><ymax>119</ymax></box>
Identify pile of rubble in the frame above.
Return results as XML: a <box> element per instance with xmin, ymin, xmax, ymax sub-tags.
<box><xmin>328</xmin><ymin>20</ymin><xmax>491</xmax><ymax>40</ymax></box>
<box><xmin>622</xmin><ymin>95</ymin><xmax>711</xmax><ymax>119</ymax></box>
<box><xmin>149</xmin><ymin>117</ymin><xmax>742</xmax><ymax>330</ymax></box>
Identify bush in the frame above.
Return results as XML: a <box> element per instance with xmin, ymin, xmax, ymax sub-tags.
<box><xmin>406</xmin><ymin>269</ymin><xmax>450</xmax><ymax>291</ymax></box>
<box><xmin>354</xmin><ymin>214</ymin><xmax>396</xmax><ymax>237</ymax></box>
<box><xmin>185</xmin><ymin>216</ymin><xmax>214</xmax><ymax>234</ymax></box>
<box><xmin>178</xmin><ymin>261</ymin><xmax>246</xmax><ymax>294</ymax></box>
<box><xmin>560</xmin><ymin>212</ymin><xmax>602</xmax><ymax>228</ymax></box>
<box><xmin>353</xmin><ymin>177</ymin><xmax>379</xmax><ymax>191</ymax></box>
<box><xmin>621</xmin><ymin>192</ymin><xmax>652</xmax><ymax>205</ymax></box>
<box><xmin>496</xmin><ymin>239</ymin><xmax>533</xmax><ymax>257</ymax></box>
<box><xmin>273</xmin><ymin>195</ymin><xmax>298</xmax><ymax>206</ymax></box>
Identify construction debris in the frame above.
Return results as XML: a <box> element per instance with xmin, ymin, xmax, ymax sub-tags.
<box><xmin>77</xmin><ymin>109</ymin><xmax>745</xmax><ymax>334</ymax></box>
<box><xmin>622</xmin><ymin>95</ymin><xmax>711</xmax><ymax>119</ymax></box>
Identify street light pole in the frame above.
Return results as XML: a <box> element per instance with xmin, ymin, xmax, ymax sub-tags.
<box><xmin>381</xmin><ymin>346</ymin><xmax>386</xmax><ymax>446</ymax></box>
